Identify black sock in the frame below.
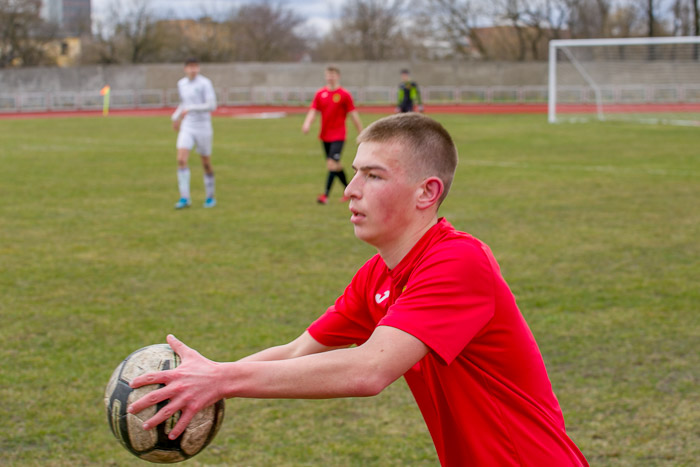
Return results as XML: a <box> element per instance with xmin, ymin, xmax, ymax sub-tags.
<box><xmin>325</xmin><ymin>171</ymin><xmax>335</xmax><ymax>195</ymax></box>
<box><xmin>336</xmin><ymin>170</ymin><xmax>348</xmax><ymax>187</ymax></box>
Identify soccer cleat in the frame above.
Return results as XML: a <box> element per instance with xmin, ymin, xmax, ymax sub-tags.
<box><xmin>174</xmin><ymin>198</ymin><xmax>191</xmax><ymax>209</ymax></box>
<box><xmin>203</xmin><ymin>197</ymin><xmax>217</xmax><ymax>208</ymax></box>
<box><xmin>317</xmin><ymin>194</ymin><xmax>328</xmax><ymax>205</ymax></box>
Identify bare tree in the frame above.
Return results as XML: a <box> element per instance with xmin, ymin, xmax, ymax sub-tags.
<box><xmin>0</xmin><ymin>0</ymin><xmax>57</xmax><ymax>67</ymax></box>
<box><xmin>114</xmin><ymin>0</ymin><xmax>164</xmax><ymax>63</ymax></box>
<box><xmin>315</xmin><ymin>0</ymin><xmax>407</xmax><ymax>61</ymax></box>
<box><xmin>422</xmin><ymin>0</ymin><xmax>489</xmax><ymax>59</ymax></box>
<box><xmin>671</xmin><ymin>0</ymin><xmax>693</xmax><ymax>35</ymax></box>
<box><xmin>563</xmin><ymin>0</ymin><xmax>611</xmax><ymax>38</ymax></box>
<box><xmin>493</xmin><ymin>0</ymin><xmax>529</xmax><ymax>60</ymax></box>
<box><xmin>605</xmin><ymin>3</ymin><xmax>639</xmax><ymax>37</ymax></box>
<box><xmin>157</xmin><ymin>17</ymin><xmax>235</xmax><ymax>63</ymax></box>
<box><xmin>646</xmin><ymin>0</ymin><xmax>656</xmax><ymax>36</ymax></box>
<box><xmin>81</xmin><ymin>20</ymin><xmax>119</xmax><ymax>64</ymax></box>
<box><xmin>516</xmin><ymin>0</ymin><xmax>568</xmax><ymax>60</ymax></box>
<box><xmin>229</xmin><ymin>0</ymin><xmax>307</xmax><ymax>61</ymax></box>
<box><xmin>537</xmin><ymin>0</ymin><xmax>571</xmax><ymax>40</ymax></box>
<box><xmin>84</xmin><ymin>0</ymin><xmax>165</xmax><ymax>64</ymax></box>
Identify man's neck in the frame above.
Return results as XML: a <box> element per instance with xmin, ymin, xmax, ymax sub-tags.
<box><xmin>378</xmin><ymin>215</ymin><xmax>438</xmax><ymax>270</ymax></box>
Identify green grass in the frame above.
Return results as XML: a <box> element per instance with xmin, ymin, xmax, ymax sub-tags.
<box><xmin>0</xmin><ymin>112</ymin><xmax>698</xmax><ymax>466</ymax></box>
<box><xmin>559</xmin><ymin>111</ymin><xmax>700</xmax><ymax>127</ymax></box>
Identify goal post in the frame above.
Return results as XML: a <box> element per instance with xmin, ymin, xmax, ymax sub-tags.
<box><xmin>548</xmin><ymin>36</ymin><xmax>700</xmax><ymax>125</ymax></box>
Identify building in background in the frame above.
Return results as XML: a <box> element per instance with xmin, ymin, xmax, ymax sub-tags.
<box><xmin>41</xmin><ymin>0</ymin><xmax>92</xmax><ymax>36</ymax></box>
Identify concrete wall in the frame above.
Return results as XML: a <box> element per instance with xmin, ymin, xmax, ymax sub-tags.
<box><xmin>0</xmin><ymin>61</ymin><xmax>550</xmax><ymax>93</ymax></box>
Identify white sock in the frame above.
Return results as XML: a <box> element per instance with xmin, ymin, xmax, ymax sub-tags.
<box><xmin>204</xmin><ymin>173</ymin><xmax>215</xmax><ymax>199</ymax></box>
<box><xmin>177</xmin><ymin>168</ymin><xmax>191</xmax><ymax>200</ymax></box>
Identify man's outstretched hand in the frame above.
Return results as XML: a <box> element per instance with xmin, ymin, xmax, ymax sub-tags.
<box><xmin>128</xmin><ymin>334</ymin><xmax>225</xmax><ymax>440</ymax></box>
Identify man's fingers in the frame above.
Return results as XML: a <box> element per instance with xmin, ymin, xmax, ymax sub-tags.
<box><xmin>167</xmin><ymin>334</ymin><xmax>190</xmax><ymax>358</ymax></box>
<box><xmin>166</xmin><ymin>408</ymin><xmax>198</xmax><ymax>440</ymax></box>
<box><xmin>126</xmin><ymin>335</ymin><xmax>208</xmax><ymax>438</ymax></box>
<box><xmin>140</xmin><ymin>399</ymin><xmax>184</xmax><ymax>431</ymax></box>
<box><xmin>127</xmin><ymin>378</ymin><xmax>174</xmax><ymax>414</ymax></box>
<box><xmin>129</xmin><ymin>368</ymin><xmax>172</xmax><ymax>390</ymax></box>
<box><xmin>138</xmin><ymin>399</ymin><xmax>198</xmax><ymax>440</ymax></box>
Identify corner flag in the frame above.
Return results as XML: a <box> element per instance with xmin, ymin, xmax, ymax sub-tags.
<box><xmin>100</xmin><ymin>85</ymin><xmax>111</xmax><ymax>116</ymax></box>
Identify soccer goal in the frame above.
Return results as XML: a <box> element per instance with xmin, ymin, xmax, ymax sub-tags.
<box><xmin>548</xmin><ymin>36</ymin><xmax>700</xmax><ymax>125</ymax></box>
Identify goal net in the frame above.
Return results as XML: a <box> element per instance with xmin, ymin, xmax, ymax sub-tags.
<box><xmin>548</xmin><ymin>36</ymin><xmax>700</xmax><ymax>125</ymax></box>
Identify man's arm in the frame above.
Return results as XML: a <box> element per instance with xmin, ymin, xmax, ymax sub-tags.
<box><xmin>236</xmin><ymin>330</ymin><xmax>346</xmax><ymax>362</ymax></box>
<box><xmin>128</xmin><ymin>327</ymin><xmax>428</xmax><ymax>439</ymax></box>
<box><xmin>183</xmin><ymin>82</ymin><xmax>217</xmax><ymax>113</ymax></box>
<box><xmin>171</xmin><ymin>104</ymin><xmax>185</xmax><ymax>121</ymax></box>
<box><xmin>171</xmin><ymin>104</ymin><xmax>186</xmax><ymax>131</ymax></box>
<box><xmin>414</xmin><ymin>83</ymin><xmax>424</xmax><ymax>112</ymax></box>
<box><xmin>396</xmin><ymin>86</ymin><xmax>403</xmax><ymax>113</ymax></box>
<box><xmin>349</xmin><ymin>110</ymin><xmax>362</xmax><ymax>134</ymax></box>
<box><xmin>301</xmin><ymin>108</ymin><xmax>317</xmax><ymax>134</ymax></box>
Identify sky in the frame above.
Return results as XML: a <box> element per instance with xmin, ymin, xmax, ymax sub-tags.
<box><xmin>91</xmin><ymin>0</ymin><xmax>345</xmax><ymax>34</ymax></box>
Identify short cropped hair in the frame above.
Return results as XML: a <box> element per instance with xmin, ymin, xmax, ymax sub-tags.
<box><xmin>326</xmin><ymin>65</ymin><xmax>340</xmax><ymax>74</ymax></box>
<box><xmin>184</xmin><ymin>57</ymin><xmax>199</xmax><ymax>65</ymax></box>
<box><xmin>357</xmin><ymin>113</ymin><xmax>458</xmax><ymax>204</ymax></box>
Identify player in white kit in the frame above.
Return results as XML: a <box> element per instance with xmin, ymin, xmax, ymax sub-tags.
<box><xmin>172</xmin><ymin>57</ymin><xmax>218</xmax><ymax>209</ymax></box>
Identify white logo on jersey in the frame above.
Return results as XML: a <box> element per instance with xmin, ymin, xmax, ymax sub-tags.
<box><xmin>375</xmin><ymin>290</ymin><xmax>390</xmax><ymax>304</ymax></box>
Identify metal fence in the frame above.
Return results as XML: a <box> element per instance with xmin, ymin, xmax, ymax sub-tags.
<box><xmin>555</xmin><ymin>84</ymin><xmax>700</xmax><ymax>104</ymax></box>
<box><xmin>0</xmin><ymin>85</ymin><xmax>552</xmax><ymax>113</ymax></box>
<box><xmin>2</xmin><ymin>83</ymin><xmax>698</xmax><ymax>112</ymax></box>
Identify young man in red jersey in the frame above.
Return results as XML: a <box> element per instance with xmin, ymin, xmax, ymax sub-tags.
<box><xmin>129</xmin><ymin>113</ymin><xmax>588</xmax><ymax>466</ymax></box>
<box><xmin>302</xmin><ymin>66</ymin><xmax>363</xmax><ymax>204</ymax></box>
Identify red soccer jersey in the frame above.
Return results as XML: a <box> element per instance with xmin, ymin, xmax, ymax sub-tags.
<box><xmin>310</xmin><ymin>86</ymin><xmax>356</xmax><ymax>142</ymax></box>
<box><xmin>308</xmin><ymin>219</ymin><xmax>588</xmax><ymax>466</ymax></box>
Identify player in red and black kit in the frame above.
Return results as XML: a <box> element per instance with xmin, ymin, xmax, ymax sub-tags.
<box><xmin>302</xmin><ymin>66</ymin><xmax>363</xmax><ymax>204</ymax></box>
<box><xmin>130</xmin><ymin>113</ymin><xmax>589</xmax><ymax>466</ymax></box>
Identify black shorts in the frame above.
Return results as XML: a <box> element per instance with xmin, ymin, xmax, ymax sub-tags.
<box><xmin>323</xmin><ymin>141</ymin><xmax>345</xmax><ymax>162</ymax></box>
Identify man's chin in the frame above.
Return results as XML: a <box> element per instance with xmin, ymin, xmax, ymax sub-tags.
<box><xmin>353</xmin><ymin>226</ymin><xmax>377</xmax><ymax>246</ymax></box>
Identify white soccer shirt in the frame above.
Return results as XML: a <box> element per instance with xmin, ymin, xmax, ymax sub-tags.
<box><xmin>171</xmin><ymin>74</ymin><xmax>217</xmax><ymax>132</ymax></box>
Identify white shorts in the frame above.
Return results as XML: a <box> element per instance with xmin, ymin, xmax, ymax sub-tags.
<box><xmin>177</xmin><ymin>129</ymin><xmax>213</xmax><ymax>157</ymax></box>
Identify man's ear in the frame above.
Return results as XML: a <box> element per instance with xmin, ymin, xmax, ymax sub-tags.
<box><xmin>416</xmin><ymin>177</ymin><xmax>444</xmax><ymax>210</ymax></box>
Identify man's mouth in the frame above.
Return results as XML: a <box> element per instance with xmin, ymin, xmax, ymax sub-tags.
<box><xmin>349</xmin><ymin>206</ymin><xmax>365</xmax><ymax>223</ymax></box>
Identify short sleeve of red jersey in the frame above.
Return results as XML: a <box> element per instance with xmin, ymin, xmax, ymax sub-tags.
<box><xmin>307</xmin><ymin>258</ymin><xmax>378</xmax><ymax>347</ymax></box>
<box><xmin>344</xmin><ymin>90</ymin><xmax>356</xmax><ymax>112</ymax></box>
<box><xmin>379</xmin><ymin>240</ymin><xmax>496</xmax><ymax>365</ymax></box>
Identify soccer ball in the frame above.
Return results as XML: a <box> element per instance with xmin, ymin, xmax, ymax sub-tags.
<box><xmin>104</xmin><ymin>344</ymin><xmax>225</xmax><ymax>463</ymax></box>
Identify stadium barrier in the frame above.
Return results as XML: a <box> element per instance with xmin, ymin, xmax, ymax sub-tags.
<box><xmin>2</xmin><ymin>83</ymin><xmax>699</xmax><ymax>113</ymax></box>
<box><xmin>0</xmin><ymin>85</ymin><xmax>547</xmax><ymax>113</ymax></box>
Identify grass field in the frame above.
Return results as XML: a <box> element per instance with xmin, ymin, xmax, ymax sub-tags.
<box><xmin>0</xmin><ymin>112</ymin><xmax>698</xmax><ymax>466</ymax></box>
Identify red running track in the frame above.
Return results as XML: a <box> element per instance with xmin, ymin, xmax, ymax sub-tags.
<box><xmin>1</xmin><ymin>102</ymin><xmax>699</xmax><ymax>119</ymax></box>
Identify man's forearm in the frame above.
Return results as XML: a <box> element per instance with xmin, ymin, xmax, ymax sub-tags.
<box><xmin>350</xmin><ymin>111</ymin><xmax>363</xmax><ymax>133</ymax></box>
<box><xmin>171</xmin><ymin>104</ymin><xmax>184</xmax><ymax>121</ymax></box>
<box><xmin>185</xmin><ymin>99</ymin><xmax>216</xmax><ymax>113</ymax></box>
<box><xmin>236</xmin><ymin>343</ymin><xmax>301</xmax><ymax>363</ymax></box>
<box><xmin>236</xmin><ymin>331</ymin><xmax>342</xmax><ymax>363</ymax></box>
<box><xmin>222</xmin><ymin>346</ymin><xmax>386</xmax><ymax>399</ymax></box>
<box><xmin>222</xmin><ymin>328</ymin><xmax>426</xmax><ymax>400</ymax></box>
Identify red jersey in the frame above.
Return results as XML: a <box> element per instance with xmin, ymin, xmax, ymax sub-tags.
<box><xmin>310</xmin><ymin>86</ymin><xmax>356</xmax><ymax>142</ymax></box>
<box><xmin>308</xmin><ymin>219</ymin><xmax>588</xmax><ymax>466</ymax></box>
